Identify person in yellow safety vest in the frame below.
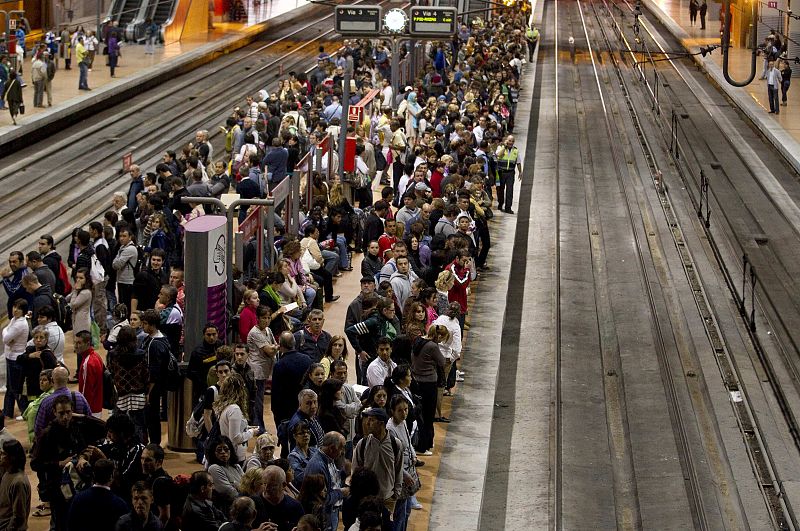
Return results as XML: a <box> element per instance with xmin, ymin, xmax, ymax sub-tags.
<box><xmin>495</xmin><ymin>134</ymin><xmax>523</xmax><ymax>214</ymax></box>
<box><xmin>526</xmin><ymin>26</ymin><xmax>540</xmax><ymax>62</ymax></box>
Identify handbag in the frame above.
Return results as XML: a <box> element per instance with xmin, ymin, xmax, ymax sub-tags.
<box><xmin>301</xmin><ymin>248</ymin><xmax>321</xmax><ymax>273</ymax></box>
<box><xmin>19</xmin><ymin>103</ymin><xmax>25</xmax><ymax>115</ymax></box>
<box><xmin>483</xmin><ymin>207</ymin><xmax>494</xmax><ymax>220</ymax></box>
<box><xmin>401</xmin><ymin>423</ymin><xmax>422</xmax><ymax>498</ymax></box>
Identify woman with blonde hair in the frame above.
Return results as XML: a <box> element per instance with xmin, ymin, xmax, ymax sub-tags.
<box><xmin>214</xmin><ymin>372</ymin><xmax>259</xmax><ymax>464</ymax></box>
<box><xmin>434</xmin><ymin>270</ymin><xmax>455</xmax><ymax>316</ymax></box>
<box><xmin>238</xmin><ymin>467</ymin><xmax>266</xmax><ymax>497</ymax></box>
<box><xmin>411</xmin><ymin>324</ymin><xmax>450</xmax><ymax>455</ymax></box>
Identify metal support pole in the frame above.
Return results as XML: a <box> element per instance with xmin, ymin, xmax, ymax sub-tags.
<box><xmin>257</xmin><ymin>207</ymin><xmax>264</xmax><ymax>273</ymax></box>
<box><xmin>96</xmin><ymin>0</ymin><xmax>101</xmax><ymax>40</ymax></box>
<box><xmin>338</xmin><ymin>65</ymin><xmax>352</xmax><ymax>183</ymax></box>
<box><xmin>749</xmin><ymin>266</ymin><xmax>757</xmax><ymax>332</ymax></box>
<box><xmin>391</xmin><ymin>36</ymin><xmax>400</xmax><ymax>110</ymax></box>
<box><xmin>265</xmin><ymin>208</ymin><xmax>275</xmax><ymax>269</ymax></box>
<box><xmin>741</xmin><ymin>254</ymin><xmax>748</xmax><ymax>312</ymax></box>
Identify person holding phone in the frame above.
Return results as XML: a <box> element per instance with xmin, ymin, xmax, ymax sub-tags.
<box><xmin>214</xmin><ymin>372</ymin><xmax>259</xmax><ymax>465</ymax></box>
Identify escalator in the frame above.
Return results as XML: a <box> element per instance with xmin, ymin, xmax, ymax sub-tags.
<box><xmin>103</xmin><ymin>0</ymin><xmax>143</xmax><ymax>39</ymax></box>
<box><xmin>127</xmin><ymin>0</ymin><xmax>179</xmax><ymax>42</ymax></box>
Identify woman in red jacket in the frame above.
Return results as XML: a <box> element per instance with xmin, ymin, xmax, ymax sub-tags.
<box><xmin>447</xmin><ymin>250</ymin><xmax>476</xmax><ymax>330</ymax></box>
<box><xmin>238</xmin><ymin>289</ymin><xmax>260</xmax><ymax>341</ymax></box>
<box><xmin>76</xmin><ymin>330</ymin><xmax>105</xmax><ymax>415</ymax></box>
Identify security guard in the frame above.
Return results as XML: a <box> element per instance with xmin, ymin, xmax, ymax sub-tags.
<box><xmin>526</xmin><ymin>26</ymin><xmax>539</xmax><ymax>61</ymax></box>
<box><xmin>495</xmin><ymin>135</ymin><xmax>522</xmax><ymax>214</ymax></box>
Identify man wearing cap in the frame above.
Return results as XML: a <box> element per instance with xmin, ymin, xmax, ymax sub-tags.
<box><xmin>345</xmin><ymin>277</ymin><xmax>376</xmax><ymax>331</ymax></box>
<box><xmin>353</xmin><ymin>407</ymin><xmax>404</xmax><ymax>513</ymax></box>
<box><xmin>244</xmin><ymin>432</ymin><xmax>279</xmax><ymax>471</ymax></box>
<box><xmin>304</xmin><ymin>432</ymin><xmax>349</xmax><ymax>531</ymax></box>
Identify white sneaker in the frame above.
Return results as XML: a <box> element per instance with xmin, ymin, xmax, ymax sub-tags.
<box><xmin>457</xmin><ymin>370</ymin><xmax>466</xmax><ymax>376</ymax></box>
<box><xmin>15</xmin><ymin>416</ymin><xmax>23</xmax><ymax>421</ymax></box>
<box><xmin>412</xmin><ymin>501</ymin><xmax>423</xmax><ymax>510</ymax></box>
<box><xmin>421</xmin><ymin>450</ymin><xmax>433</xmax><ymax>456</ymax></box>
<box><xmin>456</xmin><ymin>375</ymin><xmax>465</xmax><ymax>382</ymax></box>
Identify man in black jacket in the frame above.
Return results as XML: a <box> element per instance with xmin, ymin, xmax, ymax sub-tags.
<box><xmin>38</xmin><ymin>234</ymin><xmax>65</xmax><ymax>294</ymax></box>
<box><xmin>187</xmin><ymin>323</ymin><xmax>223</xmax><ymax>403</ymax></box>
<box><xmin>31</xmin><ymin>394</ymin><xmax>90</xmax><ymax>531</ymax></box>
<box><xmin>182</xmin><ymin>471</ymin><xmax>225</xmax><ymax>531</ymax></box>
<box><xmin>131</xmin><ymin>248</ymin><xmax>167</xmax><ymax>314</ymax></box>
<box><xmin>271</xmin><ymin>332</ymin><xmax>312</xmax><ymax>453</ymax></box>
<box><xmin>21</xmin><ymin>273</ymin><xmax>54</xmax><ymax>323</ymax></box>
<box><xmin>73</xmin><ymin>229</ymin><xmax>94</xmax><ymax>281</ymax></box>
<box><xmin>141</xmin><ymin>309</ymin><xmax>172</xmax><ymax>445</ymax></box>
<box><xmin>362</xmin><ymin>200</ymin><xmax>388</xmax><ymax>251</ymax></box>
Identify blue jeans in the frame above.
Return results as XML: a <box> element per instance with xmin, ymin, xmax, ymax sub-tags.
<box><xmin>335</xmin><ymin>236</ymin><xmax>350</xmax><ymax>269</ymax></box>
<box><xmin>254</xmin><ymin>379</ymin><xmax>266</xmax><ymax>432</ymax></box>
<box><xmin>393</xmin><ymin>497</ymin><xmax>412</xmax><ymax>531</ymax></box>
<box><xmin>109</xmin><ymin>54</ymin><xmax>118</xmax><ymax>76</ymax></box>
<box><xmin>3</xmin><ymin>359</ymin><xmax>28</xmax><ymax>417</ymax></box>
<box><xmin>768</xmin><ymin>84</ymin><xmax>780</xmax><ymax>113</ymax></box>
<box><xmin>78</xmin><ymin>61</ymin><xmax>89</xmax><ymax>89</ymax></box>
<box><xmin>322</xmin><ymin>250</ymin><xmax>339</xmax><ymax>276</ymax></box>
<box><xmin>327</xmin><ymin>506</ymin><xmax>339</xmax><ymax>531</ymax></box>
<box><xmin>302</xmin><ymin>285</ymin><xmax>316</xmax><ymax>307</ymax></box>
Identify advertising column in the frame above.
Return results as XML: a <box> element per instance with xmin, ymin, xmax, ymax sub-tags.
<box><xmin>184</xmin><ymin>215</ymin><xmax>228</xmax><ymax>357</ymax></box>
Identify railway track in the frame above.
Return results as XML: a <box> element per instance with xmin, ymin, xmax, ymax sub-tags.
<box><xmin>542</xmin><ymin>0</ymin><xmax>800</xmax><ymax>526</ymax></box>
<box><xmin>0</xmin><ymin>0</ymin><xmax>395</xmax><ymax>263</ymax></box>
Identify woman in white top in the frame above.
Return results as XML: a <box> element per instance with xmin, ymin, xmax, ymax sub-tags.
<box><xmin>204</xmin><ymin>434</ymin><xmax>244</xmax><ymax>515</ymax></box>
<box><xmin>387</xmin><ymin>394</ymin><xmax>421</xmax><ymax>526</ymax></box>
<box><xmin>432</xmin><ymin>302</ymin><xmax>462</xmax><ymax>418</ymax></box>
<box><xmin>214</xmin><ymin>372</ymin><xmax>259</xmax><ymax>464</ymax></box>
<box><xmin>3</xmin><ymin>299</ymin><xmax>31</xmax><ymax>417</ymax></box>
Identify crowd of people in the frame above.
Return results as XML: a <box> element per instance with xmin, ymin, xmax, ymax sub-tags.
<box><xmin>1</xmin><ymin>21</ymin><xmax>155</xmax><ymax>124</ymax></box>
<box><xmin>0</xmin><ymin>4</ymin><xmax>535</xmax><ymax>530</ymax></box>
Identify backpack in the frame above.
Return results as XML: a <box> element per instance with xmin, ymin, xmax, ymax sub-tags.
<box><xmin>375</xmin><ymin>148</ymin><xmax>387</xmax><ymax>171</ymax></box>
<box><xmin>52</xmin><ymin>293</ymin><xmax>73</xmax><ymax>331</ymax></box>
<box><xmin>133</xmin><ymin>245</ymin><xmax>147</xmax><ymax>275</ymax></box>
<box><xmin>356</xmin><ymin>432</ymin><xmax>402</xmax><ymax>480</ymax></box>
<box><xmin>102</xmin><ymin>364</ymin><xmax>118</xmax><ymax>410</ymax></box>
<box><xmin>89</xmin><ymin>254</ymin><xmax>105</xmax><ymax>284</ymax></box>
<box><xmin>57</xmin><ymin>261</ymin><xmax>72</xmax><ymax>295</ymax></box>
<box><xmin>163</xmin><ymin>351</ymin><xmax>182</xmax><ymax>392</ymax></box>
<box><xmin>146</xmin><ymin>337</ymin><xmax>182</xmax><ymax>392</ymax></box>
<box><xmin>185</xmin><ymin>386</ymin><xmax>218</xmax><ymax>438</ymax></box>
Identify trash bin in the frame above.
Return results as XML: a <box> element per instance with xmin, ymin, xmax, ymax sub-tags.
<box><xmin>167</xmin><ymin>363</ymin><xmax>195</xmax><ymax>452</ymax></box>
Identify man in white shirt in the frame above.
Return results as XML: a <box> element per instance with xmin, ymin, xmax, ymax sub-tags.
<box><xmin>381</xmin><ymin>78</ymin><xmax>393</xmax><ymax>108</ymax></box>
<box><xmin>767</xmin><ymin>60</ymin><xmax>783</xmax><ymax>114</ymax></box>
<box><xmin>366</xmin><ymin>338</ymin><xmax>397</xmax><ymax>387</ymax></box>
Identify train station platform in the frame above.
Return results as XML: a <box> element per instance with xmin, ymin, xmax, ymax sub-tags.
<box><xmin>641</xmin><ymin>0</ymin><xmax>800</xmax><ymax>174</ymax></box>
<box><xmin>0</xmin><ymin>0</ymin><xmax>313</xmax><ymax>152</ymax></box>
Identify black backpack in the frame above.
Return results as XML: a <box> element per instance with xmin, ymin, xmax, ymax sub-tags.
<box><xmin>52</xmin><ymin>293</ymin><xmax>73</xmax><ymax>331</ymax></box>
<box><xmin>133</xmin><ymin>245</ymin><xmax>147</xmax><ymax>275</ymax></box>
<box><xmin>102</xmin><ymin>364</ymin><xmax>118</xmax><ymax>410</ymax></box>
